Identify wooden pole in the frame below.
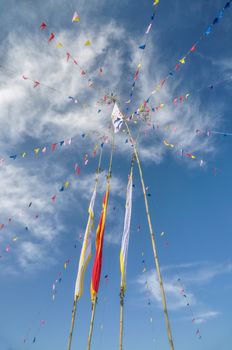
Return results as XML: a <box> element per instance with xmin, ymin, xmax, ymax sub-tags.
<box><xmin>119</xmin><ymin>288</ymin><xmax>125</xmax><ymax>350</ymax></box>
<box><xmin>67</xmin><ymin>297</ymin><xmax>78</xmax><ymax>350</ymax></box>
<box><xmin>87</xmin><ymin>299</ymin><xmax>97</xmax><ymax>350</ymax></box>
<box><xmin>124</xmin><ymin>121</ymin><xmax>175</xmax><ymax>350</ymax></box>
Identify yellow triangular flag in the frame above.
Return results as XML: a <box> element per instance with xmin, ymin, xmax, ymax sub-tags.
<box><xmin>56</xmin><ymin>42</ymin><xmax>63</xmax><ymax>48</ymax></box>
<box><xmin>72</xmin><ymin>11</ymin><xmax>80</xmax><ymax>22</ymax></box>
<box><xmin>65</xmin><ymin>181</ymin><xmax>69</xmax><ymax>188</ymax></box>
<box><xmin>179</xmin><ymin>57</ymin><xmax>186</xmax><ymax>64</ymax></box>
<box><xmin>84</xmin><ymin>40</ymin><xmax>91</xmax><ymax>46</ymax></box>
<box><xmin>154</xmin><ymin>0</ymin><xmax>159</xmax><ymax>5</ymax></box>
<box><xmin>34</xmin><ymin>148</ymin><xmax>40</xmax><ymax>154</ymax></box>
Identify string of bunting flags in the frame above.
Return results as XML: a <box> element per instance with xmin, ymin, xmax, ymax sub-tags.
<box><xmin>125</xmin><ymin>0</ymin><xmax>159</xmax><ymax>112</ymax></box>
<box><xmin>39</xmin><ymin>20</ymin><xmax>104</xmax><ymax>93</ymax></box>
<box><xmin>129</xmin><ymin>75</ymin><xmax>232</xmax><ymax>118</ymax></box>
<box><xmin>130</xmin><ymin>0</ymin><xmax>232</xmax><ymax>116</ymax></box>
<box><xmin>23</xmin><ymin>256</ymin><xmax>72</xmax><ymax>345</ymax></box>
<box><xmin>177</xmin><ymin>278</ymin><xmax>202</xmax><ymax>340</ymax></box>
<box><xmin>0</xmin><ymin>60</ymin><xmax>112</xmax><ymax>112</ymax></box>
<box><xmin>0</xmin><ymin>126</ymin><xmax>112</xmax><ymax>166</ymax></box>
<box><xmin>159</xmin><ymin>229</ymin><xmax>203</xmax><ymax>340</ymax></box>
<box><xmin>0</xmin><ymin>143</ymin><xmax>104</xmax><ymax>259</ymax></box>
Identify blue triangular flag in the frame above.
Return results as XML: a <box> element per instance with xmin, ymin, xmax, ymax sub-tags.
<box><xmin>205</xmin><ymin>26</ymin><xmax>212</xmax><ymax>35</ymax></box>
<box><xmin>139</xmin><ymin>44</ymin><xmax>146</xmax><ymax>50</ymax></box>
<box><xmin>218</xmin><ymin>10</ymin><xmax>224</xmax><ymax>19</ymax></box>
<box><xmin>10</xmin><ymin>155</ymin><xmax>17</xmax><ymax>160</ymax></box>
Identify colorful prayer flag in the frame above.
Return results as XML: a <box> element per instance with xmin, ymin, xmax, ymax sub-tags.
<box><xmin>90</xmin><ymin>187</ymin><xmax>109</xmax><ymax>301</ymax></box>
<box><xmin>120</xmin><ymin>171</ymin><xmax>133</xmax><ymax>290</ymax></box>
<box><xmin>111</xmin><ymin>103</ymin><xmax>123</xmax><ymax>133</ymax></box>
<box><xmin>72</xmin><ymin>11</ymin><xmax>80</xmax><ymax>22</ymax></box>
<box><xmin>40</xmin><ymin>22</ymin><xmax>47</xmax><ymax>30</ymax></box>
<box><xmin>84</xmin><ymin>40</ymin><xmax>91</xmax><ymax>46</ymax></box>
<box><xmin>145</xmin><ymin>23</ymin><xmax>152</xmax><ymax>34</ymax></box>
<box><xmin>74</xmin><ymin>188</ymin><xmax>97</xmax><ymax>299</ymax></box>
<box><xmin>48</xmin><ymin>33</ymin><xmax>55</xmax><ymax>42</ymax></box>
<box><xmin>179</xmin><ymin>57</ymin><xmax>186</xmax><ymax>64</ymax></box>
<box><xmin>56</xmin><ymin>42</ymin><xmax>63</xmax><ymax>48</ymax></box>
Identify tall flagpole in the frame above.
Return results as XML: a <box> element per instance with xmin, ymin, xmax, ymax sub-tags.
<box><xmin>66</xmin><ymin>146</ymin><xmax>103</xmax><ymax>350</ymax></box>
<box><xmin>67</xmin><ymin>296</ymin><xmax>78</xmax><ymax>350</ymax></box>
<box><xmin>87</xmin><ymin>135</ymin><xmax>114</xmax><ymax>350</ymax></box>
<box><xmin>119</xmin><ymin>288</ymin><xmax>124</xmax><ymax>350</ymax></box>
<box><xmin>87</xmin><ymin>298</ymin><xmax>97</xmax><ymax>350</ymax></box>
<box><xmin>124</xmin><ymin>121</ymin><xmax>175</xmax><ymax>350</ymax></box>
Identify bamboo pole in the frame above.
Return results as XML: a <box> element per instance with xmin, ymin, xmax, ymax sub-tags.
<box><xmin>124</xmin><ymin>121</ymin><xmax>175</xmax><ymax>350</ymax></box>
<box><xmin>67</xmin><ymin>297</ymin><xmax>78</xmax><ymax>350</ymax></box>
<box><xmin>119</xmin><ymin>288</ymin><xmax>124</xmax><ymax>350</ymax></box>
<box><xmin>87</xmin><ymin>299</ymin><xmax>97</xmax><ymax>350</ymax></box>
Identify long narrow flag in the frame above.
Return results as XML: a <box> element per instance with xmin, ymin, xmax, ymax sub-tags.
<box><xmin>74</xmin><ymin>188</ymin><xmax>97</xmax><ymax>299</ymax></box>
<box><xmin>90</xmin><ymin>185</ymin><xmax>109</xmax><ymax>301</ymax></box>
<box><xmin>120</xmin><ymin>171</ymin><xmax>133</xmax><ymax>290</ymax></box>
<box><xmin>111</xmin><ymin>103</ymin><xmax>124</xmax><ymax>133</ymax></box>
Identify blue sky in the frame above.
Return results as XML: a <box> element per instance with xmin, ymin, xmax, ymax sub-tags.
<box><xmin>0</xmin><ymin>0</ymin><xmax>232</xmax><ymax>349</ymax></box>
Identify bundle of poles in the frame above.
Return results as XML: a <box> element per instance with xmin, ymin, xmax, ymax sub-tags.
<box><xmin>66</xmin><ymin>103</ymin><xmax>175</xmax><ymax>350</ymax></box>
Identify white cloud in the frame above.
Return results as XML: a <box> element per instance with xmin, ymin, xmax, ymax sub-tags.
<box><xmin>177</xmin><ymin>261</ymin><xmax>232</xmax><ymax>285</ymax></box>
<box><xmin>17</xmin><ymin>241</ymin><xmax>56</xmax><ymax>271</ymax></box>
<box><xmin>0</xmin><ymin>3</ymin><xmax>227</xmax><ymax>273</ymax></box>
<box><xmin>137</xmin><ymin>269</ymin><xmax>196</xmax><ymax>311</ymax></box>
<box><xmin>136</xmin><ymin>261</ymin><xmax>232</xmax><ymax>323</ymax></box>
<box><xmin>194</xmin><ymin>311</ymin><xmax>221</xmax><ymax>324</ymax></box>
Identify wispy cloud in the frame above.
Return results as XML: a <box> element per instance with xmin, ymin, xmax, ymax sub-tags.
<box><xmin>136</xmin><ymin>260</ymin><xmax>232</xmax><ymax>323</ymax></box>
<box><xmin>0</xmin><ymin>0</ymin><xmax>228</xmax><ymax>274</ymax></box>
<box><xmin>194</xmin><ymin>311</ymin><xmax>221</xmax><ymax>324</ymax></box>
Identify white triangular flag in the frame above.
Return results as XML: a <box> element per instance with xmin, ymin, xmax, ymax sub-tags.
<box><xmin>111</xmin><ymin>103</ymin><xmax>124</xmax><ymax>133</ymax></box>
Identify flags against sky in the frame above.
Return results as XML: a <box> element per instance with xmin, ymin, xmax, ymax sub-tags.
<box><xmin>120</xmin><ymin>171</ymin><xmax>133</xmax><ymax>290</ymax></box>
<box><xmin>74</xmin><ymin>188</ymin><xmax>97</xmax><ymax>299</ymax></box>
<box><xmin>90</xmin><ymin>186</ymin><xmax>109</xmax><ymax>301</ymax></box>
<box><xmin>111</xmin><ymin>103</ymin><xmax>124</xmax><ymax>133</ymax></box>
